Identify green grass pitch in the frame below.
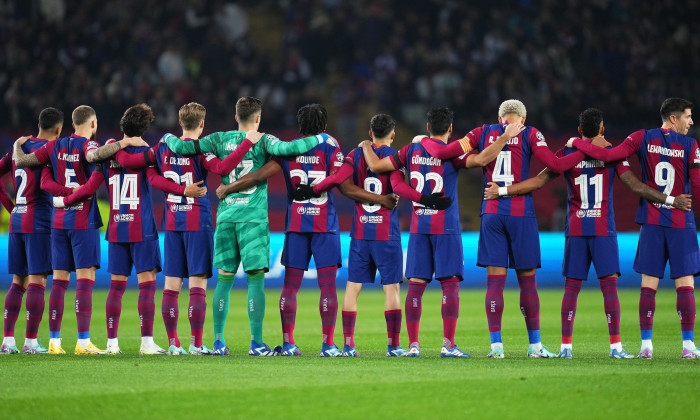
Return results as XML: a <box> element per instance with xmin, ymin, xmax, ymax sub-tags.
<box><xmin>1</xmin><ymin>288</ymin><xmax>698</xmax><ymax>419</ymax></box>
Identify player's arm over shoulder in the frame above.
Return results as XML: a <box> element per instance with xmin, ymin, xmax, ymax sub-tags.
<box><xmin>216</xmin><ymin>159</ymin><xmax>281</xmax><ymax>198</ymax></box>
<box><xmin>361</xmin><ymin>141</ymin><xmax>399</xmax><ymax>173</ymax></box>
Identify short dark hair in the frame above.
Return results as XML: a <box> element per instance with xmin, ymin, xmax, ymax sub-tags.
<box><xmin>38</xmin><ymin>107</ymin><xmax>64</xmax><ymax>131</ymax></box>
<box><xmin>72</xmin><ymin>105</ymin><xmax>96</xmax><ymax>126</ymax></box>
<box><xmin>369</xmin><ymin>114</ymin><xmax>396</xmax><ymax>138</ymax></box>
<box><xmin>236</xmin><ymin>96</ymin><xmax>262</xmax><ymax>122</ymax></box>
<box><xmin>120</xmin><ymin>103</ymin><xmax>155</xmax><ymax>137</ymax></box>
<box><xmin>660</xmin><ymin>98</ymin><xmax>693</xmax><ymax>122</ymax></box>
<box><xmin>427</xmin><ymin>106</ymin><xmax>453</xmax><ymax>136</ymax></box>
<box><xmin>578</xmin><ymin>108</ymin><xmax>603</xmax><ymax>138</ymax></box>
<box><xmin>297</xmin><ymin>104</ymin><xmax>327</xmax><ymax>136</ymax></box>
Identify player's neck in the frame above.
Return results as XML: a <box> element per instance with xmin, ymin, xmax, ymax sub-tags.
<box><xmin>430</xmin><ymin>134</ymin><xmax>450</xmax><ymax>143</ymax></box>
<box><xmin>35</xmin><ymin>130</ymin><xmax>57</xmax><ymax>141</ymax></box>
<box><xmin>373</xmin><ymin>138</ymin><xmax>391</xmax><ymax>147</ymax></box>
<box><xmin>73</xmin><ymin>127</ymin><xmax>93</xmax><ymax>139</ymax></box>
<box><xmin>181</xmin><ymin>130</ymin><xmax>200</xmax><ymax>140</ymax></box>
<box><xmin>122</xmin><ymin>135</ymin><xmax>143</xmax><ymax>142</ymax></box>
<box><xmin>661</xmin><ymin>122</ymin><xmax>678</xmax><ymax>133</ymax></box>
<box><xmin>238</xmin><ymin>124</ymin><xmax>257</xmax><ymax>132</ymax></box>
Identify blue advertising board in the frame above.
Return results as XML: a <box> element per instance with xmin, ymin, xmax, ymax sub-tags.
<box><xmin>0</xmin><ymin>233</ymin><xmax>676</xmax><ymax>289</ymax></box>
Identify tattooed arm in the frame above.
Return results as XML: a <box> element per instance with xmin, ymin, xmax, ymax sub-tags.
<box><xmin>85</xmin><ymin>137</ymin><xmax>149</xmax><ymax>163</ymax></box>
<box><xmin>13</xmin><ymin>136</ymin><xmax>47</xmax><ymax>167</ymax></box>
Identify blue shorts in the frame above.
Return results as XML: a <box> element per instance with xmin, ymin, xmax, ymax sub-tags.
<box><xmin>477</xmin><ymin>214</ymin><xmax>541</xmax><ymax>270</ymax></box>
<box><xmin>281</xmin><ymin>232</ymin><xmax>342</xmax><ymax>270</ymax></box>
<box><xmin>562</xmin><ymin>236</ymin><xmax>620</xmax><ymax>280</ymax></box>
<box><xmin>347</xmin><ymin>238</ymin><xmax>403</xmax><ymax>285</ymax></box>
<box><xmin>107</xmin><ymin>239</ymin><xmax>162</xmax><ymax>276</ymax></box>
<box><xmin>8</xmin><ymin>232</ymin><xmax>52</xmax><ymax>276</ymax></box>
<box><xmin>163</xmin><ymin>230</ymin><xmax>214</xmax><ymax>279</ymax></box>
<box><xmin>633</xmin><ymin>224</ymin><xmax>700</xmax><ymax>279</ymax></box>
<box><xmin>51</xmin><ymin>228</ymin><xmax>101</xmax><ymax>271</ymax></box>
<box><xmin>405</xmin><ymin>233</ymin><xmax>463</xmax><ymax>282</ymax></box>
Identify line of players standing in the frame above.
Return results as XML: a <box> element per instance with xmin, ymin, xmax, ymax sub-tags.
<box><xmin>1</xmin><ymin>97</ymin><xmax>698</xmax><ymax>359</ymax></box>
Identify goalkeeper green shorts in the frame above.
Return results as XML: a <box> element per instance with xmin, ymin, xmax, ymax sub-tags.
<box><xmin>213</xmin><ymin>222</ymin><xmax>270</xmax><ymax>274</ymax></box>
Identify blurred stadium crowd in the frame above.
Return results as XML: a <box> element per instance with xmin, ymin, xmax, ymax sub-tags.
<box><xmin>1</xmin><ymin>0</ymin><xmax>699</xmax><ymax>230</ymax></box>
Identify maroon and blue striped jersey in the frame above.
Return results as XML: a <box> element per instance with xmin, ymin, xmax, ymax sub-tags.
<box><xmin>463</xmin><ymin>124</ymin><xmax>579</xmax><ymax>217</ymax></box>
<box><xmin>153</xmin><ymin>141</ymin><xmax>214</xmax><ymax>232</ymax></box>
<box><xmin>34</xmin><ymin>134</ymin><xmax>102</xmax><ymax>230</ymax></box>
<box><xmin>558</xmin><ymin>144</ymin><xmax>631</xmax><ymax>237</ymax></box>
<box><xmin>389</xmin><ymin>139</ymin><xmax>468</xmax><ymax>235</ymax></box>
<box><xmin>103</xmin><ymin>141</ymin><xmax>158</xmax><ymax>243</ymax></box>
<box><xmin>345</xmin><ymin>145</ymin><xmax>400</xmax><ymax>241</ymax></box>
<box><xmin>276</xmin><ymin>140</ymin><xmax>344</xmax><ymax>233</ymax></box>
<box><xmin>633</xmin><ymin>129</ymin><xmax>698</xmax><ymax>228</ymax></box>
<box><xmin>573</xmin><ymin>128</ymin><xmax>700</xmax><ymax>229</ymax></box>
<box><xmin>0</xmin><ymin>138</ymin><xmax>54</xmax><ymax>233</ymax></box>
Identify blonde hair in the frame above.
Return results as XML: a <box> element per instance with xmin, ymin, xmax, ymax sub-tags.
<box><xmin>179</xmin><ymin>102</ymin><xmax>206</xmax><ymax>130</ymax></box>
<box><xmin>498</xmin><ymin>99</ymin><xmax>527</xmax><ymax>119</ymax></box>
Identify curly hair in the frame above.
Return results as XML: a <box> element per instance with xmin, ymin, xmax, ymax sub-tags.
<box><xmin>120</xmin><ymin>103</ymin><xmax>155</xmax><ymax>137</ymax></box>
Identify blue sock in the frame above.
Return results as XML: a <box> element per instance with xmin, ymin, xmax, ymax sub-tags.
<box><xmin>489</xmin><ymin>331</ymin><xmax>502</xmax><ymax>344</ymax></box>
<box><xmin>78</xmin><ymin>331</ymin><xmax>90</xmax><ymax>340</ymax></box>
<box><xmin>641</xmin><ymin>329</ymin><xmax>653</xmax><ymax>341</ymax></box>
<box><xmin>527</xmin><ymin>330</ymin><xmax>541</xmax><ymax>345</ymax></box>
<box><xmin>50</xmin><ymin>331</ymin><xmax>61</xmax><ymax>339</ymax></box>
<box><xmin>681</xmin><ymin>330</ymin><xmax>694</xmax><ymax>342</ymax></box>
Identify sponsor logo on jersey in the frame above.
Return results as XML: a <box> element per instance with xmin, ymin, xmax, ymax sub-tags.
<box><xmin>415</xmin><ymin>208</ymin><xmax>438</xmax><ymax>216</ymax></box>
<box><xmin>647</xmin><ymin>144</ymin><xmax>684</xmax><ymax>158</ymax></box>
<box><xmin>225</xmin><ymin>196</ymin><xmax>250</xmax><ymax>205</ymax></box>
<box><xmin>575</xmin><ymin>159</ymin><xmax>605</xmax><ymax>169</ymax></box>
<box><xmin>296</xmin><ymin>206</ymin><xmax>320</xmax><ymax>216</ymax></box>
<box><xmin>168</xmin><ymin>157</ymin><xmax>191</xmax><ymax>165</ymax></box>
<box><xmin>225</xmin><ymin>143</ymin><xmax>238</xmax><ymax>151</ymax></box>
<box><xmin>296</xmin><ymin>155</ymin><xmax>320</xmax><ymax>164</ymax></box>
<box><xmin>113</xmin><ymin>214</ymin><xmax>135</xmax><ymax>222</ymax></box>
<box><xmin>359</xmin><ymin>214</ymin><xmax>383</xmax><ymax>224</ymax></box>
<box><xmin>576</xmin><ymin>209</ymin><xmax>601</xmax><ymax>218</ymax></box>
<box><xmin>170</xmin><ymin>204</ymin><xmax>193</xmax><ymax>212</ymax></box>
<box><xmin>653</xmin><ymin>202</ymin><xmax>674</xmax><ymax>210</ymax></box>
<box><xmin>411</xmin><ymin>155</ymin><xmax>441</xmax><ymax>166</ymax></box>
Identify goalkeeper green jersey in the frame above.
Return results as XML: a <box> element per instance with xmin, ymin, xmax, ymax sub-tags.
<box><xmin>166</xmin><ymin>131</ymin><xmax>322</xmax><ymax>224</ymax></box>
